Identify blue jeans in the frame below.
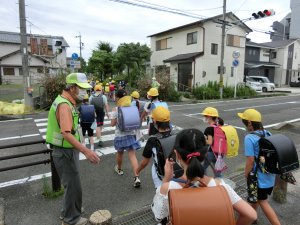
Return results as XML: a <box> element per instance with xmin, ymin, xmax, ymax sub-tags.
<box><xmin>203</xmin><ymin>151</ymin><xmax>222</xmax><ymax>178</ymax></box>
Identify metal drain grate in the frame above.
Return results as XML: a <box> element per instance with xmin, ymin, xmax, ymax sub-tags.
<box><xmin>113</xmin><ymin>205</ymin><xmax>156</xmax><ymax>225</ymax></box>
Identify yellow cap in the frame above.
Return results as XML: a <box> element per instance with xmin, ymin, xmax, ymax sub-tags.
<box><xmin>84</xmin><ymin>94</ymin><xmax>89</xmax><ymax>100</ymax></box>
<box><xmin>152</xmin><ymin>106</ymin><xmax>170</xmax><ymax>122</ymax></box>
<box><xmin>94</xmin><ymin>84</ymin><xmax>102</xmax><ymax>91</ymax></box>
<box><xmin>131</xmin><ymin>91</ymin><xmax>140</xmax><ymax>99</ymax></box>
<box><xmin>147</xmin><ymin>88</ymin><xmax>159</xmax><ymax>97</ymax></box>
<box><xmin>201</xmin><ymin>107</ymin><xmax>219</xmax><ymax>117</ymax></box>
<box><xmin>238</xmin><ymin>108</ymin><xmax>262</xmax><ymax>122</ymax></box>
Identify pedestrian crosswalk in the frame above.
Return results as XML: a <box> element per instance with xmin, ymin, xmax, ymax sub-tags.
<box><xmin>34</xmin><ymin>118</ymin><xmax>148</xmax><ymax>160</ymax></box>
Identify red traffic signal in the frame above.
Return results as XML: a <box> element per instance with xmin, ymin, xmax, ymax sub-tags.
<box><xmin>252</xmin><ymin>9</ymin><xmax>275</xmax><ymax>19</ymax></box>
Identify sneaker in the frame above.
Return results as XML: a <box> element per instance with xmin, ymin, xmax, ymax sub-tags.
<box><xmin>134</xmin><ymin>176</ymin><xmax>141</xmax><ymax>188</ymax></box>
<box><xmin>114</xmin><ymin>165</ymin><xmax>124</xmax><ymax>175</ymax></box>
<box><xmin>60</xmin><ymin>207</ymin><xmax>85</xmax><ymax>220</ymax></box>
<box><xmin>62</xmin><ymin>217</ymin><xmax>88</xmax><ymax>225</ymax></box>
<box><xmin>98</xmin><ymin>140</ymin><xmax>103</xmax><ymax>147</ymax></box>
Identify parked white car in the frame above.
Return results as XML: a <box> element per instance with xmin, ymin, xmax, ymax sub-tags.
<box><xmin>245</xmin><ymin>77</ymin><xmax>262</xmax><ymax>92</ymax></box>
<box><xmin>249</xmin><ymin>76</ymin><xmax>275</xmax><ymax>92</ymax></box>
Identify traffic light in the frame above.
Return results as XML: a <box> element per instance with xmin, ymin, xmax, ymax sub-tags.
<box><xmin>252</xmin><ymin>9</ymin><xmax>275</xmax><ymax>19</ymax></box>
<box><xmin>54</xmin><ymin>40</ymin><xmax>62</xmax><ymax>54</ymax></box>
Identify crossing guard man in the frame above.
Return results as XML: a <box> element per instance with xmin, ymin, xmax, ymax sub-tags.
<box><xmin>46</xmin><ymin>73</ymin><xmax>100</xmax><ymax>225</ymax></box>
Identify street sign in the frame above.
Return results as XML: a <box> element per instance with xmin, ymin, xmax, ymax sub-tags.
<box><xmin>232</xmin><ymin>59</ymin><xmax>239</xmax><ymax>67</ymax></box>
<box><xmin>232</xmin><ymin>50</ymin><xmax>240</xmax><ymax>59</ymax></box>
<box><xmin>71</xmin><ymin>53</ymin><xmax>79</xmax><ymax>60</ymax></box>
<box><xmin>70</xmin><ymin>60</ymin><xmax>81</xmax><ymax>69</ymax></box>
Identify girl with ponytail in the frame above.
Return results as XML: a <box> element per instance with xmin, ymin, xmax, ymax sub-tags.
<box><xmin>151</xmin><ymin>128</ymin><xmax>257</xmax><ymax>225</ymax></box>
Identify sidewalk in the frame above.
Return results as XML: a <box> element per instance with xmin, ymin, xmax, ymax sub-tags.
<box><xmin>275</xmin><ymin>87</ymin><xmax>300</xmax><ymax>94</ymax></box>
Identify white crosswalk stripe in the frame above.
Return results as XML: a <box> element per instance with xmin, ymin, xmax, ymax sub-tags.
<box><xmin>34</xmin><ymin>118</ymin><xmax>149</xmax><ymax>159</ymax></box>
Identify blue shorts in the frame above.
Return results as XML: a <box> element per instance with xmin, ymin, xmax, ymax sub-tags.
<box><xmin>114</xmin><ymin>135</ymin><xmax>141</xmax><ymax>151</ymax></box>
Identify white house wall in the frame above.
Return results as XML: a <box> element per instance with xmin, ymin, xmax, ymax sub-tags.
<box><xmin>201</xmin><ymin>20</ymin><xmax>247</xmax><ymax>87</ymax></box>
<box><xmin>150</xmin><ymin>26</ymin><xmax>204</xmax><ymax>67</ymax></box>
<box><xmin>0</xmin><ymin>43</ymin><xmax>19</xmax><ymax>57</ymax></box>
<box><xmin>150</xmin><ymin>17</ymin><xmax>248</xmax><ymax>87</ymax></box>
<box><xmin>259</xmin><ymin>48</ymin><xmax>270</xmax><ymax>62</ymax></box>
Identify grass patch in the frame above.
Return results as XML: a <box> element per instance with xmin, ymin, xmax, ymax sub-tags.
<box><xmin>42</xmin><ymin>176</ymin><xmax>64</xmax><ymax>199</ymax></box>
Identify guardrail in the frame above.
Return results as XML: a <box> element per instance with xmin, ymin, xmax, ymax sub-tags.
<box><xmin>0</xmin><ymin>139</ymin><xmax>61</xmax><ymax>191</ymax></box>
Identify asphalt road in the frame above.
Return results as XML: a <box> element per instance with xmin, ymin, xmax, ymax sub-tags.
<box><xmin>1</xmin><ymin>94</ymin><xmax>300</xmax><ymax>225</ymax></box>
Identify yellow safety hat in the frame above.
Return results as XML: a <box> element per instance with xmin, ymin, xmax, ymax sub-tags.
<box><xmin>112</xmin><ymin>80</ymin><xmax>115</xmax><ymax>83</ymax></box>
<box><xmin>201</xmin><ymin>107</ymin><xmax>219</xmax><ymax>117</ymax></box>
<box><xmin>94</xmin><ymin>84</ymin><xmax>102</xmax><ymax>91</ymax></box>
<box><xmin>96</xmin><ymin>80</ymin><xmax>99</xmax><ymax>84</ymax></box>
<box><xmin>84</xmin><ymin>94</ymin><xmax>89</xmax><ymax>100</ymax></box>
<box><xmin>131</xmin><ymin>91</ymin><xmax>140</xmax><ymax>99</ymax></box>
<box><xmin>238</xmin><ymin>108</ymin><xmax>262</xmax><ymax>122</ymax></box>
<box><xmin>152</xmin><ymin>106</ymin><xmax>170</xmax><ymax>122</ymax></box>
<box><xmin>147</xmin><ymin>88</ymin><xmax>159</xmax><ymax>97</ymax></box>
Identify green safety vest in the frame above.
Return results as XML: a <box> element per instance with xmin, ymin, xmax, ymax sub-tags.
<box><xmin>46</xmin><ymin>95</ymin><xmax>80</xmax><ymax>148</ymax></box>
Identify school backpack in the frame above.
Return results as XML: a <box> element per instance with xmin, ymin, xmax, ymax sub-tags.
<box><xmin>221</xmin><ymin>125</ymin><xmax>239</xmax><ymax>158</ymax></box>
<box><xmin>211</xmin><ymin>125</ymin><xmax>227</xmax><ymax>155</ymax></box>
<box><xmin>254</xmin><ymin>133</ymin><xmax>299</xmax><ymax>174</ymax></box>
<box><xmin>90</xmin><ymin>94</ymin><xmax>104</xmax><ymax>112</ymax></box>
<box><xmin>117</xmin><ymin>106</ymin><xmax>141</xmax><ymax>131</ymax></box>
<box><xmin>154</xmin><ymin>134</ymin><xmax>184</xmax><ymax>180</ymax></box>
<box><xmin>150</xmin><ymin>101</ymin><xmax>168</xmax><ymax>110</ymax></box>
<box><xmin>168</xmin><ymin>185</ymin><xmax>235</xmax><ymax>225</ymax></box>
<box><xmin>79</xmin><ymin>104</ymin><xmax>95</xmax><ymax>123</ymax></box>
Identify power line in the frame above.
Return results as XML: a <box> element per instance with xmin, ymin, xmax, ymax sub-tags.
<box><xmin>108</xmin><ymin>0</ymin><xmax>206</xmax><ymax>19</ymax></box>
<box><xmin>131</xmin><ymin>0</ymin><xmax>208</xmax><ymax>18</ymax></box>
<box><xmin>233</xmin><ymin>0</ymin><xmax>248</xmax><ymax>14</ymax></box>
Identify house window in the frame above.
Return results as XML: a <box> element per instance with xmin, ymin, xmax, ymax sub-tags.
<box><xmin>231</xmin><ymin>67</ymin><xmax>234</xmax><ymax>77</ymax></box>
<box><xmin>227</xmin><ymin>34</ymin><xmax>241</xmax><ymax>47</ymax></box>
<box><xmin>19</xmin><ymin>68</ymin><xmax>23</xmax><ymax>75</ymax></box>
<box><xmin>3</xmin><ymin>67</ymin><xmax>15</xmax><ymax>75</ymax></box>
<box><xmin>211</xmin><ymin>43</ymin><xmax>218</xmax><ymax>55</ymax></box>
<box><xmin>271</xmin><ymin>52</ymin><xmax>277</xmax><ymax>59</ymax></box>
<box><xmin>156</xmin><ymin>38</ymin><xmax>172</xmax><ymax>51</ymax></box>
<box><xmin>187</xmin><ymin>32</ymin><xmax>197</xmax><ymax>45</ymax></box>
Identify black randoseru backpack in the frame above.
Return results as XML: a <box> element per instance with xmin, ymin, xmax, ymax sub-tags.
<box><xmin>155</xmin><ymin>134</ymin><xmax>184</xmax><ymax>179</ymax></box>
<box><xmin>257</xmin><ymin>134</ymin><xmax>299</xmax><ymax>174</ymax></box>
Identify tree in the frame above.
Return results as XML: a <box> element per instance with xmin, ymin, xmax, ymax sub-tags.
<box><xmin>115</xmin><ymin>42</ymin><xmax>151</xmax><ymax>86</ymax></box>
<box><xmin>86</xmin><ymin>42</ymin><xmax>115</xmax><ymax>80</ymax></box>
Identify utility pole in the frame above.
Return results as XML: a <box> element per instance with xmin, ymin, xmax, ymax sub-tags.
<box><xmin>75</xmin><ymin>33</ymin><xmax>82</xmax><ymax>59</ymax></box>
<box><xmin>219</xmin><ymin>0</ymin><xmax>227</xmax><ymax>99</ymax></box>
<box><xmin>19</xmin><ymin>0</ymin><xmax>33</xmax><ymax>110</ymax></box>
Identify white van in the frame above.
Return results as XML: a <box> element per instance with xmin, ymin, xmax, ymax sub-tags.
<box><xmin>249</xmin><ymin>76</ymin><xmax>275</xmax><ymax>92</ymax></box>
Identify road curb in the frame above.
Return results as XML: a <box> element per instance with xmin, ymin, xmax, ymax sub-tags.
<box><xmin>0</xmin><ymin>198</ymin><xmax>4</xmax><ymax>225</ymax></box>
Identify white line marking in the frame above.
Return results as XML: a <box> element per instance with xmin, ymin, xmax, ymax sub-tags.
<box><xmin>0</xmin><ymin>133</ymin><xmax>41</xmax><ymax>141</ymax></box>
<box><xmin>36</xmin><ymin>122</ymin><xmax>47</xmax><ymax>127</ymax></box>
<box><xmin>0</xmin><ymin>118</ymin><xmax>32</xmax><ymax>123</ymax></box>
<box><xmin>223</xmin><ymin>102</ymin><xmax>297</xmax><ymax>112</ymax></box>
<box><xmin>38</xmin><ymin>122</ymin><xmax>148</xmax><ymax>134</ymax></box>
<box><xmin>0</xmin><ymin>142</ymin><xmax>146</xmax><ymax>188</ymax></box>
<box><xmin>0</xmin><ymin>172</ymin><xmax>52</xmax><ymax>188</ymax></box>
<box><xmin>34</xmin><ymin>118</ymin><xmax>48</xmax><ymax>122</ymax></box>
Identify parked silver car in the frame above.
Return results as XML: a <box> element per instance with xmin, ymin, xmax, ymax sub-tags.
<box><xmin>249</xmin><ymin>76</ymin><xmax>275</xmax><ymax>92</ymax></box>
<box><xmin>245</xmin><ymin>77</ymin><xmax>262</xmax><ymax>92</ymax></box>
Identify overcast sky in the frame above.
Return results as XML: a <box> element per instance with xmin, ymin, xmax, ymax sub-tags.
<box><xmin>0</xmin><ymin>0</ymin><xmax>291</xmax><ymax>60</ymax></box>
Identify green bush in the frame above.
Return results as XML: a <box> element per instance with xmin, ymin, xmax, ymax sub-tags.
<box><xmin>192</xmin><ymin>82</ymin><xmax>257</xmax><ymax>100</ymax></box>
<box><xmin>136</xmin><ymin>72</ymin><xmax>181</xmax><ymax>102</ymax></box>
<box><xmin>40</xmin><ymin>73</ymin><xmax>67</xmax><ymax>104</ymax></box>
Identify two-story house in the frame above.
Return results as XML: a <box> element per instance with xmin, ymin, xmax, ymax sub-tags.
<box><xmin>0</xmin><ymin>31</ymin><xmax>69</xmax><ymax>84</ymax></box>
<box><xmin>261</xmin><ymin>39</ymin><xmax>300</xmax><ymax>86</ymax></box>
<box><xmin>148</xmin><ymin>12</ymin><xmax>252</xmax><ymax>91</ymax></box>
<box><xmin>244</xmin><ymin>40</ymin><xmax>281</xmax><ymax>83</ymax></box>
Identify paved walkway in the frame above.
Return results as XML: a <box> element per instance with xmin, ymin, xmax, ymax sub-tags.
<box><xmin>275</xmin><ymin>87</ymin><xmax>300</xmax><ymax>93</ymax></box>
